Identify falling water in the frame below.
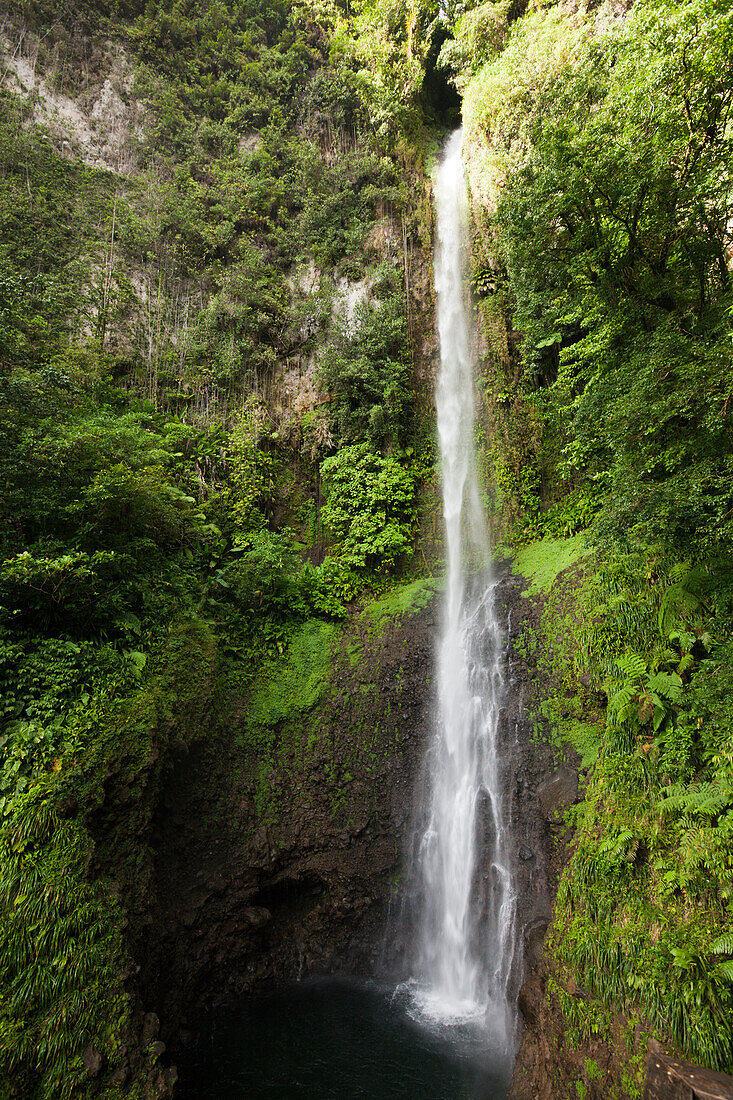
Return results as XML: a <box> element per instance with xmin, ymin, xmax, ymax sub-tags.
<box><xmin>410</xmin><ymin>130</ymin><xmax>517</xmax><ymax>1056</ymax></box>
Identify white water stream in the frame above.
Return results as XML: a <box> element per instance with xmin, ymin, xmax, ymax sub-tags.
<box><xmin>410</xmin><ymin>130</ymin><xmax>517</xmax><ymax>1055</ymax></box>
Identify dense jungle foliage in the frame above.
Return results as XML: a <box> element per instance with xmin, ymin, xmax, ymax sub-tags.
<box><xmin>0</xmin><ymin>1</ymin><xmax>444</xmax><ymax>1095</ymax></box>
<box><xmin>2</xmin><ymin>0</ymin><xmax>733</xmax><ymax>1096</ymax></box>
<box><xmin>455</xmin><ymin>0</ymin><xmax>733</xmax><ymax>1090</ymax></box>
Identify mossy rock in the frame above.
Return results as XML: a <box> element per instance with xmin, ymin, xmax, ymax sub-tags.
<box><xmin>510</xmin><ymin>535</ymin><xmax>587</xmax><ymax>596</ymax></box>
<box><xmin>247</xmin><ymin>620</ymin><xmax>338</xmax><ymax>734</ymax></box>
<box><xmin>361</xmin><ymin>577</ymin><xmax>440</xmax><ymax>638</ymax></box>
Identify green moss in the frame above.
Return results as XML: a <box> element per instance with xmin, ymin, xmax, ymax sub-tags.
<box><xmin>563</xmin><ymin>719</ymin><xmax>604</xmax><ymax>769</ymax></box>
<box><xmin>361</xmin><ymin>576</ymin><xmax>439</xmax><ymax>637</ymax></box>
<box><xmin>247</xmin><ymin>620</ymin><xmax>337</xmax><ymax>733</ymax></box>
<box><xmin>510</xmin><ymin>534</ymin><xmax>587</xmax><ymax>595</ymax></box>
<box><xmin>347</xmin><ymin>639</ymin><xmax>364</xmax><ymax>669</ymax></box>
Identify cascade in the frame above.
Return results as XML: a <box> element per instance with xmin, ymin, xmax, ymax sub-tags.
<box><xmin>409</xmin><ymin>129</ymin><xmax>518</xmax><ymax>1057</ymax></box>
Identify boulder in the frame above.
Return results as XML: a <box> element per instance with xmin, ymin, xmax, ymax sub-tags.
<box><xmin>141</xmin><ymin>1012</ymin><xmax>160</xmax><ymax>1046</ymax></box>
<box><xmin>244</xmin><ymin>906</ymin><xmax>272</xmax><ymax>930</ymax></box>
<box><xmin>517</xmin><ymin>974</ymin><xmax>544</xmax><ymax>1025</ymax></box>
<box><xmin>524</xmin><ymin>917</ymin><xmax>549</xmax><ymax>970</ymax></box>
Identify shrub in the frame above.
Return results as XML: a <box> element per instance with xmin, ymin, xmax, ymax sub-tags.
<box><xmin>320</xmin><ymin>443</ymin><xmax>415</xmax><ymax>571</ymax></box>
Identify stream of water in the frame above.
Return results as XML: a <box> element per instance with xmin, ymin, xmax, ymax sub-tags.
<box><xmin>405</xmin><ymin>128</ymin><xmax>518</xmax><ymax>1062</ymax></box>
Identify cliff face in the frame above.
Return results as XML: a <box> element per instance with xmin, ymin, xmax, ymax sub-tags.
<box><xmin>130</xmin><ymin>566</ymin><xmax>560</xmax><ymax>1096</ymax></box>
<box><xmin>140</xmin><ymin>592</ymin><xmax>439</xmax><ymax>1038</ymax></box>
<box><xmin>0</xmin><ymin>11</ymin><xmax>449</xmax><ymax>1094</ymax></box>
<box><xmin>1</xmin><ymin>31</ymin><xmax>144</xmax><ymax>173</ymax></box>
<box><xmin>37</xmin><ymin>585</ymin><xmax>440</xmax><ymax>1098</ymax></box>
<box><xmin>1</xmin><ymin>12</ymin><xmax>438</xmax><ymax>434</ymax></box>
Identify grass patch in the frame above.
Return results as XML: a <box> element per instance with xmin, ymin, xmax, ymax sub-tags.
<box><xmin>511</xmin><ymin>534</ymin><xmax>587</xmax><ymax>595</ymax></box>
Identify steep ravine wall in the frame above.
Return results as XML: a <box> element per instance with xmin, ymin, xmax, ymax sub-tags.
<box><xmin>498</xmin><ymin>564</ymin><xmax>592</xmax><ymax>1100</ymax></box>
<box><xmin>500</xmin><ymin>549</ymin><xmax>727</xmax><ymax>1100</ymax></box>
<box><xmin>89</xmin><ymin>591</ymin><xmax>440</xmax><ymax>1095</ymax></box>
<box><xmin>140</xmin><ymin>594</ymin><xmax>439</xmax><ymax>1040</ymax></box>
<box><xmin>0</xmin><ymin>20</ymin><xmax>439</xmax><ymax>437</ymax></box>
<box><xmin>64</xmin><ymin>594</ymin><xmax>440</xmax><ymax>1097</ymax></box>
<box><xmin>1</xmin><ymin>22</ymin><xmax>599</xmax><ymax>1093</ymax></box>
<box><xmin>98</xmin><ymin>568</ymin><xmax>564</xmax><ymax>1098</ymax></box>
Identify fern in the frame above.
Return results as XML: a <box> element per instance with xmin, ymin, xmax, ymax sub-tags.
<box><xmin>607</xmin><ymin>683</ymin><xmax>637</xmax><ymax>725</ymax></box>
<box><xmin>647</xmin><ymin>672</ymin><xmax>683</xmax><ymax>703</ymax></box>
<box><xmin>714</xmin><ymin>960</ymin><xmax>733</xmax><ymax>982</ymax></box>
<box><xmin>616</xmin><ymin>653</ymin><xmax>648</xmax><ymax>680</ymax></box>
<box><xmin>659</xmin><ymin>789</ymin><xmax>691</xmax><ymax>816</ymax></box>
<box><xmin>658</xmin><ymin>563</ymin><xmax>710</xmax><ymax>637</ymax></box>
<box><xmin>598</xmin><ymin>828</ymin><xmax>636</xmax><ymax>861</ymax></box>
<box><xmin>669</xmin><ymin>629</ymin><xmax>696</xmax><ymax>652</ymax></box>
<box><xmin>695</xmin><ymin>792</ymin><xmax>733</xmax><ymax>819</ymax></box>
<box><xmin>677</xmin><ymin>652</ymin><xmax>695</xmax><ymax>675</ymax></box>
<box><xmin>660</xmin><ymin>781</ymin><xmax>732</xmax><ymax>822</ymax></box>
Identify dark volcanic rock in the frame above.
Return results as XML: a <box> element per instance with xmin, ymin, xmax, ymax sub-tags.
<box><xmin>537</xmin><ymin>765</ymin><xmax>579</xmax><ymax>818</ymax></box>
<box><xmin>524</xmin><ymin>917</ymin><xmax>549</xmax><ymax>970</ymax></box>
<box><xmin>141</xmin><ymin>1012</ymin><xmax>160</xmax><ymax>1045</ymax></box>
<box><xmin>116</xmin><ymin>562</ymin><xmax>561</xmax><ymax>1094</ymax></box>
<box><xmin>82</xmin><ymin>1045</ymin><xmax>103</xmax><ymax>1076</ymax></box>
<box><xmin>517</xmin><ymin>974</ymin><xmax>544</xmax><ymax>1025</ymax></box>
<box><xmin>136</xmin><ymin>597</ymin><xmax>439</xmax><ymax>1046</ymax></box>
<box><xmin>491</xmin><ymin>564</ymin><xmax>555</xmax><ymax>1027</ymax></box>
<box><xmin>243</xmin><ymin>905</ymin><xmax>271</xmax><ymax>929</ymax></box>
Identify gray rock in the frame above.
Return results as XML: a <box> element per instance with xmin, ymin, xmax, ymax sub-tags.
<box><xmin>82</xmin><ymin>1045</ymin><xmax>103</xmax><ymax>1076</ymax></box>
<box><xmin>537</xmin><ymin>765</ymin><xmax>579</xmax><ymax>817</ymax></box>
<box><xmin>518</xmin><ymin>845</ymin><xmax>535</xmax><ymax>862</ymax></box>
<box><xmin>141</xmin><ymin>1012</ymin><xmax>160</xmax><ymax>1046</ymax></box>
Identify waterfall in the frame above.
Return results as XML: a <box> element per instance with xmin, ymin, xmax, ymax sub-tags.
<box><xmin>409</xmin><ymin>129</ymin><xmax>517</xmax><ymax>1056</ymax></box>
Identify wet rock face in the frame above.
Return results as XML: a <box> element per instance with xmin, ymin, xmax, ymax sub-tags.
<box><xmin>135</xmin><ymin>599</ymin><xmax>439</xmax><ymax>1044</ymax></box>
<box><xmin>505</xmin><ymin>573</ymin><xmax>639</xmax><ymax>1100</ymax></box>
<box><xmin>374</xmin><ymin>563</ymin><xmax>557</xmax><ymax>996</ymax></box>
<box><xmin>128</xmin><ymin>567</ymin><xmax>559</xmax><ymax>1089</ymax></box>
<box><xmin>644</xmin><ymin>1054</ymin><xmax>733</xmax><ymax>1100</ymax></box>
<box><xmin>493</xmin><ymin>567</ymin><xmax>556</xmax><ymax>1006</ymax></box>
<box><xmin>537</xmin><ymin>766</ymin><xmax>579</xmax><ymax>820</ymax></box>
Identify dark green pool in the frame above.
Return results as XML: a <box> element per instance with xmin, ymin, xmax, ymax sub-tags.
<box><xmin>175</xmin><ymin>977</ymin><xmax>512</xmax><ymax>1099</ymax></box>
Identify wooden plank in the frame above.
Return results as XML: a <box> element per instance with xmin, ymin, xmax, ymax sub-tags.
<box><xmin>644</xmin><ymin>1054</ymin><xmax>733</xmax><ymax>1100</ymax></box>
